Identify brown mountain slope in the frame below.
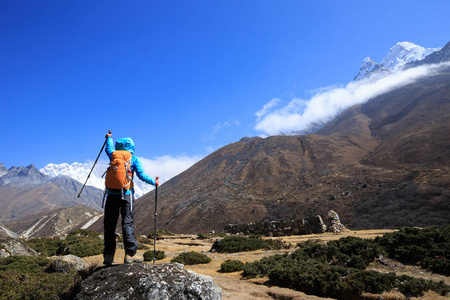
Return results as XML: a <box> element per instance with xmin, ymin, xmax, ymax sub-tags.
<box><xmin>132</xmin><ymin>134</ymin><xmax>381</xmax><ymax>234</ymax></box>
<box><xmin>361</xmin><ymin>73</ymin><xmax>450</xmax><ymax>168</ymax></box>
<box><xmin>6</xmin><ymin>205</ymin><xmax>102</xmax><ymax>238</ymax></box>
<box><xmin>88</xmin><ymin>67</ymin><xmax>450</xmax><ymax>235</ymax></box>
<box><xmin>0</xmin><ymin>165</ymin><xmax>103</xmax><ymax>223</ymax></box>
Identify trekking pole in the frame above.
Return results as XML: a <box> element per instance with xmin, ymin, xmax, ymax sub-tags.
<box><xmin>77</xmin><ymin>130</ymin><xmax>111</xmax><ymax>198</ymax></box>
<box><xmin>153</xmin><ymin>177</ymin><xmax>159</xmax><ymax>265</ymax></box>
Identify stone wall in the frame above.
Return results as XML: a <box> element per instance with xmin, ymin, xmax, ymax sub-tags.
<box><xmin>224</xmin><ymin>211</ymin><xmax>347</xmax><ymax>236</ymax></box>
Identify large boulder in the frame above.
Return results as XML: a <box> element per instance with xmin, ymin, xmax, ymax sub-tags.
<box><xmin>46</xmin><ymin>254</ymin><xmax>89</xmax><ymax>274</ymax></box>
<box><xmin>0</xmin><ymin>237</ymin><xmax>38</xmax><ymax>257</ymax></box>
<box><xmin>76</xmin><ymin>262</ymin><xmax>222</xmax><ymax>300</ymax></box>
<box><xmin>327</xmin><ymin>210</ymin><xmax>347</xmax><ymax>233</ymax></box>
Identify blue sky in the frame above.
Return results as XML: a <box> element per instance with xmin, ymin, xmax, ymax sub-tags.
<box><xmin>1</xmin><ymin>1</ymin><xmax>449</xmax><ymax>178</ymax></box>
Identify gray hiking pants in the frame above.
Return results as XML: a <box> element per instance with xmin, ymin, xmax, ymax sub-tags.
<box><xmin>103</xmin><ymin>192</ymin><xmax>137</xmax><ymax>257</ymax></box>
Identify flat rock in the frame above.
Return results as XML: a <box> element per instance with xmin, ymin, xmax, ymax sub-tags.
<box><xmin>46</xmin><ymin>254</ymin><xmax>88</xmax><ymax>274</ymax></box>
<box><xmin>0</xmin><ymin>237</ymin><xmax>38</xmax><ymax>257</ymax></box>
<box><xmin>76</xmin><ymin>262</ymin><xmax>222</xmax><ymax>300</ymax></box>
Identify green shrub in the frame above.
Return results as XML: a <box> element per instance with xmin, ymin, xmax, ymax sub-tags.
<box><xmin>147</xmin><ymin>230</ymin><xmax>174</xmax><ymax>238</ymax></box>
<box><xmin>220</xmin><ymin>260</ymin><xmax>245</xmax><ymax>273</ymax></box>
<box><xmin>421</xmin><ymin>257</ymin><xmax>450</xmax><ymax>275</ymax></box>
<box><xmin>213</xmin><ymin>236</ymin><xmax>265</xmax><ymax>253</ymax></box>
<box><xmin>143</xmin><ymin>250</ymin><xmax>166</xmax><ymax>261</ymax></box>
<box><xmin>170</xmin><ymin>251</ymin><xmax>212</xmax><ymax>265</ymax></box>
<box><xmin>242</xmin><ymin>254</ymin><xmax>289</xmax><ymax>278</ymax></box>
<box><xmin>0</xmin><ymin>256</ymin><xmax>74</xmax><ymax>299</ymax></box>
<box><xmin>137</xmin><ymin>242</ymin><xmax>150</xmax><ymax>250</ymax></box>
<box><xmin>67</xmin><ymin>229</ymin><xmax>99</xmax><ymax>238</ymax></box>
<box><xmin>62</xmin><ymin>235</ymin><xmax>104</xmax><ymax>257</ymax></box>
<box><xmin>242</xmin><ymin>230</ymin><xmax>450</xmax><ymax>299</ymax></box>
<box><xmin>26</xmin><ymin>229</ymin><xmax>104</xmax><ymax>257</ymax></box>
<box><xmin>25</xmin><ymin>238</ymin><xmax>62</xmax><ymax>257</ymax></box>
<box><xmin>197</xmin><ymin>232</ymin><xmax>227</xmax><ymax>239</ymax></box>
<box><xmin>376</xmin><ymin>226</ymin><xmax>450</xmax><ymax>275</ymax></box>
<box><xmin>264</xmin><ymin>238</ymin><xmax>291</xmax><ymax>250</ymax></box>
<box><xmin>327</xmin><ymin>237</ymin><xmax>382</xmax><ymax>270</ymax></box>
<box><xmin>0</xmin><ymin>255</ymin><xmax>100</xmax><ymax>300</ymax></box>
<box><xmin>0</xmin><ymin>256</ymin><xmax>50</xmax><ymax>274</ymax></box>
<box><xmin>137</xmin><ymin>236</ymin><xmax>154</xmax><ymax>245</ymax></box>
<box><xmin>212</xmin><ymin>236</ymin><xmax>289</xmax><ymax>253</ymax></box>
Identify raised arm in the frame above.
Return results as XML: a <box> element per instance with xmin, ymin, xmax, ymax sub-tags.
<box><xmin>132</xmin><ymin>156</ymin><xmax>156</xmax><ymax>186</ymax></box>
<box><xmin>105</xmin><ymin>134</ymin><xmax>115</xmax><ymax>160</ymax></box>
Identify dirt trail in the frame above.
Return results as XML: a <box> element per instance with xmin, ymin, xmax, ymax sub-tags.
<box><xmin>84</xmin><ymin>230</ymin><xmax>449</xmax><ymax>300</ymax></box>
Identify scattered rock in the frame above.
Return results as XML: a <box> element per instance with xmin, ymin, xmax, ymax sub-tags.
<box><xmin>327</xmin><ymin>210</ymin><xmax>347</xmax><ymax>233</ymax></box>
<box><xmin>46</xmin><ymin>254</ymin><xmax>88</xmax><ymax>274</ymax></box>
<box><xmin>0</xmin><ymin>237</ymin><xmax>38</xmax><ymax>257</ymax></box>
<box><xmin>224</xmin><ymin>214</ymin><xmax>329</xmax><ymax>236</ymax></box>
<box><xmin>76</xmin><ymin>262</ymin><xmax>222</xmax><ymax>300</ymax></box>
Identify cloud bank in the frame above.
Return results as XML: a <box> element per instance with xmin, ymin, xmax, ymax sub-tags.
<box><xmin>139</xmin><ymin>154</ymin><xmax>202</xmax><ymax>184</ymax></box>
<box><xmin>255</xmin><ymin>62</ymin><xmax>450</xmax><ymax>136</ymax></box>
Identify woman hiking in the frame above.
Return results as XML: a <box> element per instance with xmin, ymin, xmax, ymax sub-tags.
<box><xmin>103</xmin><ymin>132</ymin><xmax>158</xmax><ymax>265</ymax></box>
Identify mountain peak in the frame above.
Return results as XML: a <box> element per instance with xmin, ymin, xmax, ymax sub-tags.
<box><xmin>353</xmin><ymin>57</ymin><xmax>380</xmax><ymax>81</ymax></box>
<box><xmin>40</xmin><ymin>161</ymin><xmax>153</xmax><ymax>198</ymax></box>
<box><xmin>381</xmin><ymin>41</ymin><xmax>428</xmax><ymax>70</ymax></box>
<box><xmin>354</xmin><ymin>41</ymin><xmax>442</xmax><ymax>80</ymax></box>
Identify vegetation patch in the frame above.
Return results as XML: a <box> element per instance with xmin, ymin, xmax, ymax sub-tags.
<box><xmin>212</xmin><ymin>236</ymin><xmax>290</xmax><ymax>253</ymax></box>
<box><xmin>375</xmin><ymin>226</ymin><xmax>450</xmax><ymax>276</ymax></box>
<box><xmin>171</xmin><ymin>251</ymin><xmax>212</xmax><ymax>265</ymax></box>
<box><xmin>242</xmin><ymin>228</ymin><xmax>450</xmax><ymax>299</ymax></box>
<box><xmin>0</xmin><ymin>255</ymin><xmax>92</xmax><ymax>300</ymax></box>
<box><xmin>220</xmin><ymin>259</ymin><xmax>245</xmax><ymax>273</ymax></box>
<box><xmin>147</xmin><ymin>230</ymin><xmax>174</xmax><ymax>238</ymax></box>
<box><xmin>137</xmin><ymin>236</ymin><xmax>154</xmax><ymax>245</ymax></box>
<box><xmin>143</xmin><ymin>250</ymin><xmax>166</xmax><ymax>261</ymax></box>
<box><xmin>197</xmin><ymin>232</ymin><xmax>228</xmax><ymax>239</ymax></box>
<box><xmin>27</xmin><ymin>229</ymin><xmax>104</xmax><ymax>257</ymax></box>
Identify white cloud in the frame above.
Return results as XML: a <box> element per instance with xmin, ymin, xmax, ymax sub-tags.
<box><xmin>255</xmin><ymin>62</ymin><xmax>450</xmax><ymax>135</ymax></box>
<box><xmin>139</xmin><ymin>154</ymin><xmax>202</xmax><ymax>184</ymax></box>
<box><xmin>255</xmin><ymin>98</ymin><xmax>282</xmax><ymax>120</ymax></box>
<box><xmin>204</xmin><ymin>119</ymin><xmax>240</xmax><ymax>141</ymax></box>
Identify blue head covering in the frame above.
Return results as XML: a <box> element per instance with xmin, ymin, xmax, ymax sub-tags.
<box><xmin>115</xmin><ymin>137</ymin><xmax>135</xmax><ymax>155</ymax></box>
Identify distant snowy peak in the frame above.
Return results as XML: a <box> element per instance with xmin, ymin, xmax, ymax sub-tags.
<box><xmin>380</xmin><ymin>42</ymin><xmax>439</xmax><ymax>70</ymax></box>
<box><xmin>354</xmin><ymin>41</ymin><xmax>441</xmax><ymax>81</ymax></box>
<box><xmin>354</xmin><ymin>57</ymin><xmax>380</xmax><ymax>81</ymax></box>
<box><xmin>41</xmin><ymin>162</ymin><xmax>153</xmax><ymax>198</ymax></box>
<box><xmin>41</xmin><ymin>162</ymin><xmax>102</xmax><ymax>188</ymax></box>
<box><xmin>41</xmin><ymin>162</ymin><xmax>90</xmax><ymax>178</ymax></box>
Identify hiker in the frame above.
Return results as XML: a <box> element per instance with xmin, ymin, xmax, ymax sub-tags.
<box><xmin>103</xmin><ymin>132</ymin><xmax>159</xmax><ymax>265</ymax></box>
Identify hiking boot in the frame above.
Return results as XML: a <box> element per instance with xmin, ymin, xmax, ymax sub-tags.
<box><xmin>103</xmin><ymin>254</ymin><xmax>116</xmax><ymax>266</ymax></box>
<box><xmin>124</xmin><ymin>254</ymin><xmax>143</xmax><ymax>264</ymax></box>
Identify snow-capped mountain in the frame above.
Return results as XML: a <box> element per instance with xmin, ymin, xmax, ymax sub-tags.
<box><xmin>0</xmin><ymin>163</ymin><xmax>7</xmax><ymax>177</ymax></box>
<box><xmin>354</xmin><ymin>57</ymin><xmax>381</xmax><ymax>81</ymax></box>
<box><xmin>354</xmin><ymin>42</ymin><xmax>441</xmax><ymax>81</ymax></box>
<box><xmin>40</xmin><ymin>162</ymin><xmax>153</xmax><ymax>198</ymax></box>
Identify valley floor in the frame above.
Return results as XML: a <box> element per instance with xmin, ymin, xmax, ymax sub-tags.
<box><xmin>84</xmin><ymin>230</ymin><xmax>450</xmax><ymax>300</ymax></box>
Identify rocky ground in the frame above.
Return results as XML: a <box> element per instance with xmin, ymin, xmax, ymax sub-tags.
<box><xmin>83</xmin><ymin>230</ymin><xmax>450</xmax><ymax>300</ymax></box>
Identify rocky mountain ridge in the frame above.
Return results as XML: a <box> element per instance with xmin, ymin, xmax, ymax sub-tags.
<box><xmin>6</xmin><ymin>205</ymin><xmax>103</xmax><ymax>238</ymax></box>
<box><xmin>0</xmin><ymin>164</ymin><xmax>103</xmax><ymax>223</ymax></box>
<box><xmin>40</xmin><ymin>161</ymin><xmax>153</xmax><ymax>198</ymax></box>
<box><xmin>354</xmin><ymin>41</ymin><xmax>442</xmax><ymax>80</ymax></box>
